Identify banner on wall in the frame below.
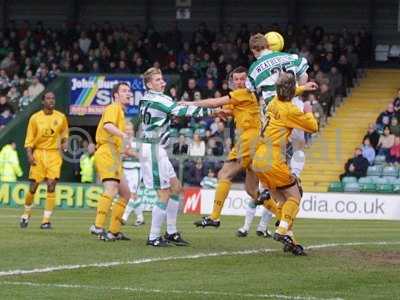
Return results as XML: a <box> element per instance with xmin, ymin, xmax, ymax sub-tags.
<box><xmin>0</xmin><ymin>182</ymin><xmax>158</xmax><ymax>209</ymax></box>
<box><xmin>69</xmin><ymin>75</ymin><xmax>145</xmax><ymax>116</ymax></box>
<box><xmin>182</xmin><ymin>188</ymin><xmax>400</xmax><ymax>220</ymax></box>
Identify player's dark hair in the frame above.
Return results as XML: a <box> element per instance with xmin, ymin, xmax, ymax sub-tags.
<box><xmin>232</xmin><ymin>66</ymin><xmax>248</xmax><ymax>74</ymax></box>
<box><xmin>42</xmin><ymin>91</ymin><xmax>54</xmax><ymax>100</ymax></box>
<box><xmin>111</xmin><ymin>82</ymin><xmax>130</xmax><ymax>100</ymax></box>
<box><xmin>276</xmin><ymin>72</ymin><xmax>296</xmax><ymax>101</ymax></box>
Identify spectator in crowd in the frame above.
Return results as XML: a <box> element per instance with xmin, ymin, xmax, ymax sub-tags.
<box><xmin>209</xmin><ymin>117</ymin><xmax>221</xmax><ymax>135</ymax></box>
<box><xmin>181</xmin><ymin>78</ymin><xmax>202</xmax><ymax>101</ymax></box>
<box><xmin>376</xmin><ymin>103</ymin><xmax>396</xmax><ymax>130</ymax></box>
<box><xmin>388</xmin><ymin>136</ymin><xmax>400</xmax><ymax>164</ymax></box>
<box><xmin>340</xmin><ymin>147</ymin><xmax>369</xmax><ymax>180</ymax></box>
<box><xmin>186</xmin><ymin>158</ymin><xmax>206</xmax><ymax>186</ymax></box>
<box><xmin>27</xmin><ymin>76</ymin><xmax>45</xmax><ymax>99</ymax></box>
<box><xmin>393</xmin><ymin>88</ymin><xmax>400</xmax><ymax>113</ymax></box>
<box><xmin>173</xmin><ymin>134</ymin><xmax>188</xmax><ymax>155</ymax></box>
<box><xmin>363</xmin><ymin>123</ymin><xmax>380</xmax><ymax>150</ymax></box>
<box><xmin>224</xmin><ymin>137</ymin><xmax>232</xmax><ymax>156</ymax></box>
<box><xmin>0</xmin><ymin>108</ymin><xmax>13</xmax><ymax>128</ymax></box>
<box><xmin>377</xmin><ymin>126</ymin><xmax>395</xmax><ymax>160</ymax></box>
<box><xmin>18</xmin><ymin>89</ymin><xmax>33</xmax><ymax>110</ymax></box>
<box><xmin>206</xmin><ymin>138</ymin><xmax>224</xmax><ymax>156</ymax></box>
<box><xmin>188</xmin><ymin>133</ymin><xmax>205</xmax><ymax>156</ymax></box>
<box><xmin>328</xmin><ymin>66</ymin><xmax>344</xmax><ymax>98</ymax></box>
<box><xmin>318</xmin><ymin>83</ymin><xmax>332</xmax><ymax>117</ymax></box>
<box><xmin>80</xmin><ymin>143</ymin><xmax>96</xmax><ymax>183</ymax></box>
<box><xmin>389</xmin><ymin>117</ymin><xmax>400</xmax><ymax>137</ymax></box>
<box><xmin>203</xmin><ymin>79</ymin><xmax>217</xmax><ymax>98</ymax></box>
<box><xmin>0</xmin><ymin>69</ymin><xmax>10</xmax><ymax>92</ymax></box>
<box><xmin>213</xmin><ymin>121</ymin><xmax>226</xmax><ymax>140</ymax></box>
<box><xmin>0</xmin><ymin>95</ymin><xmax>13</xmax><ymax>114</ymax></box>
<box><xmin>307</xmin><ymin>93</ymin><xmax>326</xmax><ymax>127</ymax></box>
<box><xmin>0</xmin><ymin>141</ymin><xmax>23</xmax><ymax>182</ymax></box>
<box><xmin>200</xmin><ymin>169</ymin><xmax>218</xmax><ymax>189</ymax></box>
<box><xmin>361</xmin><ymin>137</ymin><xmax>375</xmax><ymax>165</ymax></box>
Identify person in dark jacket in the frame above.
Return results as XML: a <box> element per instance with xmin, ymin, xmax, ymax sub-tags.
<box><xmin>172</xmin><ymin>134</ymin><xmax>188</xmax><ymax>155</ymax></box>
<box><xmin>340</xmin><ymin>147</ymin><xmax>369</xmax><ymax>180</ymax></box>
<box><xmin>363</xmin><ymin>123</ymin><xmax>380</xmax><ymax>150</ymax></box>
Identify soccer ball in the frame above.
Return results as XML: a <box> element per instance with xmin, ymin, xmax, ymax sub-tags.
<box><xmin>265</xmin><ymin>31</ymin><xmax>284</xmax><ymax>52</ymax></box>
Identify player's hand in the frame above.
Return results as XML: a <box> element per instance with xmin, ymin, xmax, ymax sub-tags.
<box><xmin>213</xmin><ymin>108</ymin><xmax>232</xmax><ymax>121</ymax></box>
<box><xmin>303</xmin><ymin>82</ymin><xmax>318</xmax><ymax>91</ymax></box>
<box><xmin>179</xmin><ymin>101</ymin><xmax>192</xmax><ymax>106</ymax></box>
<box><xmin>303</xmin><ymin>102</ymin><xmax>313</xmax><ymax>113</ymax></box>
<box><xmin>28</xmin><ymin>154</ymin><xmax>36</xmax><ymax>166</ymax></box>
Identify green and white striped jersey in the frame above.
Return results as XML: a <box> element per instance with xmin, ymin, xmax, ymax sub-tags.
<box><xmin>246</xmin><ymin>50</ymin><xmax>309</xmax><ymax>104</ymax></box>
<box><xmin>122</xmin><ymin>140</ymin><xmax>140</xmax><ymax>169</ymax></box>
<box><xmin>139</xmin><ymin>90</ymin><xmax>211</xmax><ymax>145</ymax></box>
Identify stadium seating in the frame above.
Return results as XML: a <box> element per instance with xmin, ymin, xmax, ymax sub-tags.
<box><xmin>367</xmin><ymin>165</ymin><xmax>383</xmax><ymax>176</ymax></box>
<box><xmin>328</xmin><ymin>182</ymin><xmax>344</xmax><ymax>192</ymax></box>
<box><xmin>343</xmin><ymin>182</ymin><xmax>361</xmax><ymax>192</ymax></box>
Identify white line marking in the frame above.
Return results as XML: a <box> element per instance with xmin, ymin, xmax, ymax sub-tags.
<box><xmin>0</xmin><ymin>281</ymin><xmax>344</xmax><ymax>300</ymax></box>
<box><xmin>0</xmin><ymin>241</ymin><xmax>399</xmax><ymax>278</ymax></box>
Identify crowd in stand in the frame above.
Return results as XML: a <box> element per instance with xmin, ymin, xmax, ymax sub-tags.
<box><xmin>340</xmin><ymin>90</ymin><xmax>400</xmax><ymax>180</ymax></box>
<box><xmin>0</xmin><ymin>21</ymin><xmax>371</xmax><ymax>185</ymax></box>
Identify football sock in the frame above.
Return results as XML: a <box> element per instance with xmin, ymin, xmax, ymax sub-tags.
<box><xmin>263</xmin><ymin>197</ymin><xmax>280</xmax><ymax>217</ymax></box>
<box><xmin>122</xmin><ymin>198</ymin><xmax>136</xmax><ymax>222</ymax></box>
<box><xmin>149</xmin><ymin>201</ymin><xmax>167</xmax><ymax>240</ymax></box>
<box><xmin>242</xmin><ymin>201</ymin><xmax>257</xmax><ymax>231</ymax></box>
<box><xmin>290</xmin><ymin>150</ymin><xmax>305</xmax><ymax>177</ymax></box>
<box><xmin>166</xmin><ymin>195</ymin><xmax>180</xmax><ymax>235</ymax></box>
<box><xmin>22</xmin><ymin>191</ymin><xmax>35</xmax><ymax>218</ymax></box>
<box><xmin>257</xmin><ymin>207</ymin><xmax>273</xmax><ymax>231</ymax></box>
<box><xmin>42</xmin><ymin>192</ymin><xmax>55</xmax><ymax>224</ymax></box>
<box><xmin>109</xmin><ymin>198</ymin><xmax>127</xmax><ymax>234</ymax></box>
<box><xmin>210</xmin><ymin>179</ymin><xmax>231</xmax><ymax>220</ymax></box>
<box><xmin>95</xmin><ymin>193</ymin><xmax>113</xmax><ymax>229</ymax></box>
<box><xmin>277</xmin><ymin>197</ymin><xmax>300</xmax><ymax>235</ymax></box>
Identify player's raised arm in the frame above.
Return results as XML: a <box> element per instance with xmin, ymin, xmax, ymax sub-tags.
<box><xmin>286</xmin><ymin>105</ymin><xmax>318</xmax><ymax>133</ymax></box>
<box><xmin>181</xmin><ymin>95</ymin><xmax>231</xmax><ymax>108</ymax></box>
<box><xmin>102</xmin><ymin>104</ymin><xmax>127</xmax><ymax>139</ymax></box>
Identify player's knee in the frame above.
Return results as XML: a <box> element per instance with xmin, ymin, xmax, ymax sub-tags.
<box><xmin>46</xmin><ymin>180</ymin><xmax>57</xmax><ymax>192</ymax></box>
<box><xmin>29</xmin><ymin>181</ymin><xmax>39</xmax><ymax>193</ymax></box>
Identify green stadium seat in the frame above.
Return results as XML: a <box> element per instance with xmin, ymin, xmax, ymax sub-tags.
<box><xmin>343</xmin><ymin>182</ymin><xmax>360</xmax><ymax>192</ymax></box>
<box><xmin>341</xmin><ymin>176</ymin><xmax>358</xmax><ymax>184</ymax></box>
<box><xmin>393</xmin><ymin>184</ymin><xmax>400</xmax><ymax>193</ymax></box>
<box><xmin>360</xmin><ymin>183</ymin><xmax>377</xmax><ymax>193</ymax></box>
<box><xmin>372</xmin><ymin>177</ymin><xmax>390</xmax><ymax>184</ymax></box>
<box><xmin>328</xmin><ymin>182</ymin><xmax>343</xmax><ymax>192</ymax></box>
<box><xmin>385</xmin><ymin>176</ymin><xmax>399</xmax><ymax>184</ymax></box>
<box><xmin>169</xmin><ymin>128</ymin><xmax>179</xmax><ymax>138</ymax></box>
<box><xmin>194</xmin><ymin>128</ymin><xmax>206</xmax><ymax>137</ymax></box>
<box><xmin>179</xmin><ymin>128</ymin><xmax>193</xmax><ymax>138</ymax></box>
<box><xmin>376</xmin><ymin>184</ymin><xmax>394</xmax><ymax>193</ymax></box>
<box><xmin>382</xmin><ymin>166</ymin><xmax>399</xmax><ymax>177</ymax></box>
<box><xmin>374</xmin><ymin>155</ymin><xmax>386</xmax><ymax>165</ymax></box>
<box><xmin>367</xmin><ymin>165</ymin><xmax>383</xmax><ymax>176</ymax></box>
<box><xmin>358</xmin><ymin>177</ymin><xmax>374</xmax><ymax>184</ymax></box>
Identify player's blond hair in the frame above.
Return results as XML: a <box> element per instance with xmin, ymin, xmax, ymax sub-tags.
<box><xmin>276</xmin><ymin>72</ymin><xmax>296</xmax><ymax>101</ymax></box>
<box><xmin>249</xmin><ymin>33</ymin><xmax>268</xmax><ymax>52</ymax></box>
<box><xmin>143</xmin><ymin>67</ymin><xmax>162</xmax><ymax>87</ymax></box>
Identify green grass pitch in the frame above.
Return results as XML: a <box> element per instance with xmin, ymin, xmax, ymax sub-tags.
<box><xmin>0</xmin><ymin>208</ymin><xmax>399</xmax><ymax>300</ymax></box>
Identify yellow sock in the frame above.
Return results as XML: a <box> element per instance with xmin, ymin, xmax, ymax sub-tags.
<box><xmin>22</xmin><ymin>191</ymin><xmax>35</xmax><ymax>218</ymax></box>
<box><xmin>263</xmin><ymin>197</ymin><xmax>280</xmax><ymax>217</ymax></box>
<box><xmin>42</xmin><ymin>192</ymin><xmax>56</xmax><ymax>224</ymax></box>
<box><xmin>95</xmin><ymin>193</ymin><xmax>113</xmax><ymax>229</ymax></box>
<box><xmin>276</xmin><ymin>197</ymin><xmax>299</xmax><ymax>235</ymax></box>
<box><xmin>109</xmin><ymin>198</ymin><xmax>127</xmax><ymax>234</ymax></box>
<box><xmin>210</xmin><ymin>179</ymin><xmax>232</xmax><ymax>220</ymax></box>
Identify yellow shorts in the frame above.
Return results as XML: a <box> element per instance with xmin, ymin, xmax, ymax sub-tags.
<box><xmin>29</xmin><ymin>149</ymin><xmax>63</xmax><ymax>182</ymax></box>
<box><xmin>94</xmin><ymin>144</ymin><xmax>123</xmax><ymax>182</ymax></box>
<box><xmin>227</xmin><ymin>128</ymin><xmax>260</xmax><ymax>169</ymax></box>
<box><xmin>251</xmin><ymin>143</ymin><xmax>294</xmax><ymax>190</ymax></box>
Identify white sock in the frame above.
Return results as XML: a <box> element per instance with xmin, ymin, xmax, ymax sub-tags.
<box><xmin>166</xmin><ymin>197</ymin><xmax>180</xmax><ymax>235</ymax></box>
<box><xmin>242</xmin><ymin>202</ymin><xmax>257</xmax><ymax>231</ymax></box>
<box><xmin>122</xmin><ymin>198</ymin><xmax>136</xmax><ymax>222</ymax></box>
<box><xmin>149</xmin><ymin>202</ymin><xmax>167</xmax><ymax>240</ymax></box>
<box><xmin>43</xmin><ymin>210</ymin><xmax>52</xmax><ymax>219</ymax></box>
<box><xmin>257</xmin><ymin>207</ymin><xmax>273</xmax><ymax>231</ymax></box>
<box><xmin>134</xmin><ymin>200</ymin><xmax>144</xmax><ymax>221</ymax></box>
<box><xmin>290</xmin><ymin>150</ymin><xmax>305</xmax><ymax>177</ymax></box>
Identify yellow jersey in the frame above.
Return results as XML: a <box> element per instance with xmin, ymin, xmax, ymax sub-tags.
<box><xmin>25</xmin><ymin>110</ymin><xmax>69</xmax><ymax>150</ymax></box>
<box><xmin>95</xmin><ymin>102</ymin><xmax>126</xmax><ymax>152</ymax></box>
<box><xmin>224</xmin><ymin>88</ymin><xmax>261</xmax><ymax>131</ymax></box>
<box><xmin>264</xmin><ymin>97</ymin><xmax>318</xmax><ymax>147</ymax></box>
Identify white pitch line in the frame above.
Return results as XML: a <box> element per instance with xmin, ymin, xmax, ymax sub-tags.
<box><xmin>0</xmin><ymin>241</ymin><xmax>399</xmax><ymax>278</ymax></box>
<box><xmin>0</xmin><ymin>280</ymin><xmax>344</xmax><ymax>300</ymax></box>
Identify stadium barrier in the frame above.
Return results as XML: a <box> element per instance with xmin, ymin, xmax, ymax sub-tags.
<box><xmin>183</xmin><ymin>188</ymin><xmax>400</xmax><ymax>220</ymax></box>
<box><xmin>0</xmin><ymin>181</ymin><xmax>158</xmax><ymax>209</ymax></box>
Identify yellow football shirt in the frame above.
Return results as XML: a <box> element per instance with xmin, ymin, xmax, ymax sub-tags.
<box><xmin>225</xmin><ymin>88</ymin><xmax>261</xmax><ymax>131</ymax></box>
<box><xmin>95</xmin><ymin>102</ymin><xmax>126</xmax><ymax>152</ymax></box>
<box><xmin>24</xmin><ymin>110</ymin><xmax>69</xmax><ymax>150</ymax></box>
